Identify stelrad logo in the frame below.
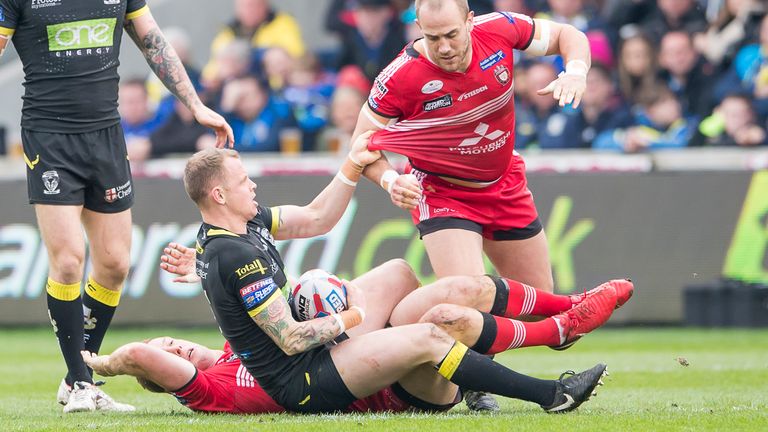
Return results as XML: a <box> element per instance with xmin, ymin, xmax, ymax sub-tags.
<box><xmin>46</xmin><ymin>18</ymin><xmax>116</xmax><ymax>52</ymax></box>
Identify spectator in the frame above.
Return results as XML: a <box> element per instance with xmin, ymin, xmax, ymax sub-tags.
<box><xmin>118</xmin><ymin>79</ymin><xmax>162</xmax><ymax>162</ymax></box>
<box><xmin>318</xmin><ymin>85</ymin><xmax>368</xmax><ymax>153</ymax></box>
<box><xmin>333</xmin><ymin>0</ymin><xmax>407</xmax><ymax>82</ymax></box>
<box><xmin>559</xmin><ymin>63</ymin><xmax>633</xmax><ymax>149</ymax></box>
<box><xmin>658</xmin><ymin>31</ymin><xmax>716</xmax><ymax>119</ymax></box>
<box><xmin>202</xmin><ymin>0</ymin><xmax>305</xmax><ymax>84</ymax></box>
<box><xmin>281</xmin><ymin>53</ymin><xmax>337</xmax><ymax>151</ymax></box>
<box><xmin>493</xmin><ymin>0</ymin><xmax>535</xmax><ymax>15</ymax></box>
<box><xmin>641</xmin><ymin>0</ymin><xmax>708</xmax><ymax>44</ymax></box>
<box><xmin>149</xmin><ymin>101</ymin><xmax>218</xmax><ymax>158</ymax></box>
<box><xmin>514</xmin><ymin>62</ymin><xmax>569</xmax><ymax>149</ymax></box>
<box><xmin>693</xmin><ymin>0</ymin><xmax>766</xmax><ymax>73</ymax></box>
<box><xmin>616</xmin><ymin>32</ymin><xmax>661</xmax><ymax>107</ymax></box>
<box><xmin>260</xmin><ymin>46</ymin><xmax>295</xmax><ymax>92</ymax></box>
<box><xmin>692</xmin><ymin>93</ymin><xmax>767</xmax><ymax>147</ymax></box>
<box><xmin>602</xmin><ymin>0</ymin><xmax>655</xmax><ymax>36</ymax></box>
<box><xmin>594</xmin><ymin>85</ymin><xmax>697</xmax><ymax>152</ymax></box>
<box><xmin>202</xmin><ymin>39</ymin><xmax>252</xmax><ymax>107</ymax></box>
<box><xmin>220</xmin><ymin>76</ymin><xmax>296</xmax><ymax>152</ymax></box>
<box><xmin>728</xmin><ymin>14</ymin><xmax>768</xmax><ymax>120</ymax></box>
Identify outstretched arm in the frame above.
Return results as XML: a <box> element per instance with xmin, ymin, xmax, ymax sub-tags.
<box><xmin>527</xmin><ymin>19</ymin><xmax>591</xmax><ymax>108</ymax></box>
<box><xmin>82</xmin><ymin>343</ymin><xmax>196</xmax><ymax>392</ymax></box>
<box><xmin>124</xmin><ymin>10</ymin><xmax>234</xmax><ymax>148</ymax></box>
<box><xmin>272</xmin><ymin>131</ymin><xmax>380</xmax><ymax>240</ymax></box>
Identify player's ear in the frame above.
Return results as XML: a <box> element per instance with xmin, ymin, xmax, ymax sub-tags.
<box><xmin>466</xmin><ymin>11</ymin><xmax>474</xmax><ymax>33</ymax></box>
<box><xmin>211</xmin><ymin>185</ymin><xmax>226</xmax><ymax>205</ymax></box>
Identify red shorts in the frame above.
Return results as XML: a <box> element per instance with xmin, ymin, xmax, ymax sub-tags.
<box><xmin>407</xmin><ymin>159</ymin><xmax>541</xmax><ymax>240</ymax></box>
<box><xmin>347</xmin><ymin>383</ymin><xmax>461</xmax><ymax>413</ymax></box>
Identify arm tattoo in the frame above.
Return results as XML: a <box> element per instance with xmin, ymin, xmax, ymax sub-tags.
<box><xmin>254</xmin><ymin>296</ymin><xmax>341</xmax><ymax>355</ymax></box>
<box><xmin>124</xmin><ymin>20</ymin><xmax>199</xmax><ymax>111</ymax></box>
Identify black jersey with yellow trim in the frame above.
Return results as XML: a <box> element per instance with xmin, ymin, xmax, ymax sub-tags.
<box><xmin>0</xmin><ymin>0</ymin><xmax>148</xmax><ymax>133</ymax></box>
<box><xmin>195</xmin><ymin>204</ymin><xmax>318</xmax><ymax>403</ymax></box>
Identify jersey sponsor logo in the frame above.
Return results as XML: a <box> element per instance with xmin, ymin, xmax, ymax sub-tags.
<box><xmin>104</xmin><ymin>180</ymin><xmax>132</xmax><ymax>203</ymax></box>
<box><xmin>479</xmin><ymin>50</ymin><xmax>505</xmax><ymax>71</ymax></box>
<box><xmin>31</xmin><ymin>0</ymin><xmax>62</xmax><ymax>9</ymax></box>
<box><xmin>239</xmin><ymin>277</ymin><xmax>278</xmax><ymax>309</ymax></box>
<box><xmin>494</xmin><ymin>64</ymin><xmax>511</xmax><ymax>85</ymax></box>
<box><xmin>0</xmin><ymin>7</ymin><xmax>5</xmax><ymax>22</ymax></box>
<box><xmin>449</xmin><ymin>122</ymin><xmax>511</xmax><ymax>155</ymax></box>
<box><xmin>41</xmin><ymin>170</ymin><xmax>60</xmax><ymax>195</ymax></box>
<box><xmin>104</xmin><ymin>0</ymin><xmax>121</xmax><ymax>4</ymax></box>
<box><xmin>46</xmin><ymin>18</ymin><xmax>116</xmax><ymax>52</ymax></box>
<box><xmin>370</xmin><ymin>78</ymin><xmax>389</xmax><ymax>102</ymax></box>
<box><xmin>235</xmin><ymin>259</ymin><xmax>268</xmax><ymax>279</ymax></box>
<box><xmin>421</xmin><ymin>80</ymin><xmax>443</xmax><ymax>94</ymax></box>
<box><xmin>422</xmin><ymin>94</ymin><xmax>453</xmax><ymax>112</ymax></box>
<box><xmin>458</xmin><ymin>85</ymin><xmax>488</xmax><ymax>102</ymax></box>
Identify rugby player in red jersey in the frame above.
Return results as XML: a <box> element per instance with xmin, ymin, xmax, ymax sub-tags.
<box><xmin>347</xmin><ymin>0</ymin><xmax>594</xmax><ymax>410</ymax></box>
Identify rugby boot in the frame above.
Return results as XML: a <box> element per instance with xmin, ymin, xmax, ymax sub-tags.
<box><xmin>550</xmin><ymin>282</ymin><xmax>618</xmax><ymax>351</ymax></box>
<box><xmin>92</xmin><ymin>382</ymin><xmax>136</xmax><ymax>412</ymax></box>
<box><xmin>464</xmin><ymin>390</ymin><xmax>501</xmax><ymax>413</ymax></box>
<box><xmin>62</xmin><ymin>382</ymin><xmax>96</xmax><ymax>413</ymax></box>
<box><xmin>541</xmin><ymin>363</ymin><xmax>608</xmax><ymax>413</ymax></box>
<box><xmin>56</xmin><ymin>378</ymin><xmax>71</xmax><ymax>406</ymax></box>
<box><xmin>569</xmin><ymin>279</ymin><xmax>634</xmax><ymax>310</ymax></box>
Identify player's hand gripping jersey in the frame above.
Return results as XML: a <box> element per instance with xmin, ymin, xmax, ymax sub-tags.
<box><xmin>367</xmin><ymin>12</ymin><xmax>535</xmax><ymax>182</ymax></box>
<box><xmin>0</xmin><ymin>0</ymin><xmax>148</xmax><ymax>133</ymax></box>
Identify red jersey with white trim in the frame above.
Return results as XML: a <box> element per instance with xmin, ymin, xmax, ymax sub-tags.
<box><xmin>173</xmin><ymin>342</ymin><xmax>285</xmax><ymax>414</ymax></box>
<box><xmin>367</xmin><ymin>12</ymin><xmax>534</xmax><ymax>182</ymax></box>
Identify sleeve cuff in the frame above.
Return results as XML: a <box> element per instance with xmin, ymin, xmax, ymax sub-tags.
<box><xmin>126</xmin><ymin>5</ymin><xmax>149</xmax><ymax>20</ymax></box>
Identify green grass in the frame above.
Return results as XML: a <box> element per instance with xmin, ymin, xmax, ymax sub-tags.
<box><xmin>1</xmin><ymin>327</ymin><xmax>766</xmax><ymax>431</ymax></box>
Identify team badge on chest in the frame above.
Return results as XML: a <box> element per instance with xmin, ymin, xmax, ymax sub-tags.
<box><xmin>494</xmin><ymin>64</ymin><xmax>510</xmax><ymax>86</ymax></box>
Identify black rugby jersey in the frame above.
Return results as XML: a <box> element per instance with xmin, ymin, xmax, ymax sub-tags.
<box><xmin>0</xmin><ymin>0</ymin><xmax>147</xmax><ymax>132</ymax></box>
<box><xmin>195</xmin><ymin>205</ymin><xmax>322</xmax><ymax>405</ymax></box>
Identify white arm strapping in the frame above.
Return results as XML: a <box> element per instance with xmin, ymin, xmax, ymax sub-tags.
<box><xmin>524</xmin><ymin>19</ymin><xmax>550</xmax><ymax>57</ymax></box>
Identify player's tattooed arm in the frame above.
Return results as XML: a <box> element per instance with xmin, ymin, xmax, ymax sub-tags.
<box><xmin>124</xmin><ymin>14</ymin><xmax>200</xmax><ymax>112</ymax></box>
<box><xmin>252</xmin><ymin>295</ymin><xmax>341</xmax><ymax>356</ymax></box>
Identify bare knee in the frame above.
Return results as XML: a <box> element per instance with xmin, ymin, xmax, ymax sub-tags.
<box><xmin>440</xmin><ymin>275</ymin><xmax>491</xmax><ymax>305</ymax></box>
<box><xmin>385</xmin><ymin>258</ymin><xmax>419</xmax><ymax>286</ymax></box>
<box><xmin>419</xmin><ymin>304</ymin><xmax>468</xmax><ymax>325</ymax></box>
<box><xmin>411</xmin><ymin>322</ymin><xmax>455</xmax><ymax>358</ymax></box>
<box><xmin>92</xmin><ymin>254</ymin><xmax>131</xmax><ymax>285</ymax></box>
<box><xmin>48</xmin><ymin>250</ymin><xmax>85</xmax><ymax>283</ymax></box>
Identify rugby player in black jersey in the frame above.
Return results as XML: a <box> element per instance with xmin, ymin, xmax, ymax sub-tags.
<box><xmin>180</xmin><ymin>133</ymin><xmax>616</xmax><ymax>414</ymax></box>
<box><xmin>0</xmin><ymin>0</ymin><xmax>233</xmax><ymax>413</ymax></box>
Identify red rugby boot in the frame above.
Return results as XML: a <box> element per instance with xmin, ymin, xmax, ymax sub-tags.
<box><xmin>551</xmin><ymin>281</ymin><xmax>619</xmax><ymax>351</ymax></box>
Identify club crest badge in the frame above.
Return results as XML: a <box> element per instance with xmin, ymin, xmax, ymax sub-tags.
<box><xmin>42</xmin><ymin>170</ymin><xmax>60</xmax><ymax>195</ymax></box>
<box><xmin>494</xmin><ymin>64</ymin><xmax>510</xmax><ymax>86</ymax></box>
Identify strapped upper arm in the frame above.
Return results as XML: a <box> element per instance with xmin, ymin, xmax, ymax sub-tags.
<box><xmin>0</xmin><ymin>0</ymin><xmax>20</xmax><ymax>56</ymax></box>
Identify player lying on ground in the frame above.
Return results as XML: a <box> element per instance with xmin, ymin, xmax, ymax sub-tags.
<box><xmin>82</xmin><ymin>263</ymin><xmax>612</xmax><ymax>414</ymax></box>
<box><xmin>159</xmin><ymin>146</ymin><xmax>627</xmax><ymax>414</ymax></box>
<box><xmin>162</xmin><ymin>240</ymin><xmax>633</xmax><ymax>353</ymax></box>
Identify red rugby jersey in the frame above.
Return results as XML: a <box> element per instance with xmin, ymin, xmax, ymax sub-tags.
<box><xmin>367</xmin><ymin>12</ymin><xmax>535</xmax><ymax>182</ymax></box>
<box><xmin>174</xmin><ymin>342</ymin><xmax>285</xmax><ymax>414</ymax></box>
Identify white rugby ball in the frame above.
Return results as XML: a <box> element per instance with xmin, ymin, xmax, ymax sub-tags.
<box><xmin>290</xmin><ymin>269</ymin><xmax>348</xmax><ymax>321</ymax></box>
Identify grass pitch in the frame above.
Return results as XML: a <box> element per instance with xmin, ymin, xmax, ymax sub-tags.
<box><xmin>1</xmin><ymin>327</ymin><xmax>766</xmax><ymax>431</ymax></box>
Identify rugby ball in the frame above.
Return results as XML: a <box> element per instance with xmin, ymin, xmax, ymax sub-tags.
<box><xmin>289</xmin><ymin>269</ymin><xmax>348</xmax><ymax>321</ymax></box>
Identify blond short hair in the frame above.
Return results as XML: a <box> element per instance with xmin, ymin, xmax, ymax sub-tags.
<box><xmin>183</xmin><ymin>148</ymin><xmax>240</xmax><ymax>206</ymax></box>
<box><xmin>415</xmin><ymin>0</ymin><xmax>469</xmax><ymax>19</ymax></box>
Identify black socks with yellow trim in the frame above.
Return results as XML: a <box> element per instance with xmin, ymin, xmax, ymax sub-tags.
<box><xmin>83</xmin><ymin>275</ymin><xmax>121</xmax><ymax>355</ymax></box>
<box><xmin>46</xmin><ymin>278</ymin><xmax>91</xmax><ymax>385</ymax></box>
<box><xmin>435</xmin><ymin>342</ymin><xmax>557</xmax><ymax>406</ymax></box>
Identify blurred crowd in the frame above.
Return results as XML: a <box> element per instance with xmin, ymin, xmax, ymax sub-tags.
<box><xmin>4</xmin><ymin>0</ymin><xmax>767</xmax><ymax>161</ymax></box>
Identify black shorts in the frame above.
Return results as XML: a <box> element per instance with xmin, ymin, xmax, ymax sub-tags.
<box><xmin>280</xmin><ymin>348</ymin><xmax>357</xmax><ymax>414</ymax></box>
<box><xmin>22</xmin><ymin>124</ymin><xmax>134</xmax><ymax>213</ymax></box>
<box><xmin>417</xmin><ymin>216</ymin><xmax>543</xmax><ymax>241</ymax></box>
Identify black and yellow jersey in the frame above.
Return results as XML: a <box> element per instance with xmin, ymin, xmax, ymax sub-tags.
<box><xmin>195</xmin><ymin>204</ymin><xmax>321</xmax><ymax>405</ymax></box>
<box><xmin>0</xmin><ymin>0</ymin><xmax>148</xmax><ymax>133</ymax></box>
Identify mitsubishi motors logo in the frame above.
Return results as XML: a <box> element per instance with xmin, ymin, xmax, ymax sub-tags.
<box><xmin>459</xmin><ymin>123</ymin><xmax>504</xmax><ymax>146</ymax></box>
